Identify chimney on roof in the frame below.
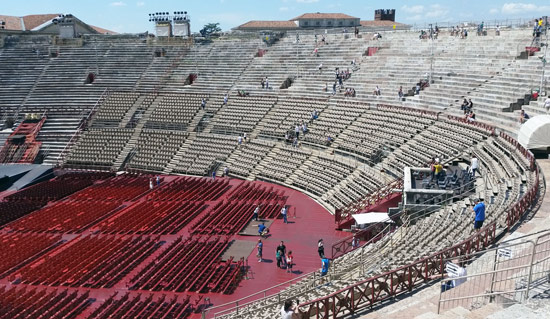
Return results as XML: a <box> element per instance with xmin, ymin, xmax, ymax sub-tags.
<box><xmin>375</xmin><ymin>9</ymin><xmax>395</xmax><ymax>21</ymax></box>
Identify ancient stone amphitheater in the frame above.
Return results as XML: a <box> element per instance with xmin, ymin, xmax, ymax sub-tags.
<box><xmin>0</xmin><ymin>26</ymin><xmax>547</xmax><ymax>319</ymax></box>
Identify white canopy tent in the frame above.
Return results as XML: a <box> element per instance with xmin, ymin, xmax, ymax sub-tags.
<box><xmin>518</xmin><ymin>115</ymin><xmax>550</xmax><ymax>150</ymax></box>
<box><xmin>352</xmin><ymin>212</ymin><xmax>394</xmax><ymax>225</ymax></box>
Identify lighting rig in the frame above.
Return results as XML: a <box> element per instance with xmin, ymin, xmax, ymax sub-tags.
<box><xmin>148</xmin><ymin>11</ymin><xmax>190</xmax><ymax>37</ymax></box>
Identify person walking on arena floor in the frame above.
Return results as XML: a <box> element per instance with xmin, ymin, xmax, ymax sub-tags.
<box><xmin>149</xmin><ymin>178</ymin><xmax>153</xmax><ymax>190</ymax></box>
<box><xmin>286</xmin><ymin>251</ymin><xmax>294</xmax><ymax>273</ymax></box>
<box><xmin>281</xmin><ymin>205</ymin><xmax>288</xmax><ymax>223</ymax></box>
<box><xmin>318</xmin><ymin>239</ymin><xmax>325</xmax><ymax>258</ymax></box>
<box><xmin>473</xmin><ymin>198</ymin><xmax>486</xmax><ymax>230</ymax></box>
<box><xmin>257</xmin><ymin>239</ymin><xmax>263</xmax><ymax>262</ymax></box>
<box><xmin>156</xmin><ymin>176</ymin><xmax>160</xmax><ymax>187</ymax></box>
<box><xmin>211</xmin><ymin>170</ymin><xmax>216</xmax><ymax>181</ymax></box>
<box><xmin>277</xmin><ymin>241</ymin><xmax>287</xmax><ymax>268</ymax></box>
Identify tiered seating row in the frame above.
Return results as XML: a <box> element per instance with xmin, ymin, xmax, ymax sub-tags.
<box><xmin>130</xmin><ymin>237</ymin><xmax>233</xmax><ymax>292</ymax></box>
<box><xmin>173</xmin><ymin>134</ymin><xmax>237</xmax><ymax>176</ymax></box>
<box><xmin>211</xmin><ymin>96</ymin><xmax>277</xmax><ymax>134</ymax></box>
<box><xmin>257</xmin><ymin>145</ymin><xmax>312</xmax><ymax>182</ymax></box>
<box><xmin>0</xmin><ymin>233</ymin><xmax>61</xmax><ymax>278</ymax></box>
<box><xmin>127</xmin><ymin>129</ymin><xmax>188</xmax><ymax>172</ymax></box>
<box><xmin>0</xmin><ymin>286</ymin><xmax>91</xmax><ymax>319</ymax></box>
<box><xmin>65</xmin><ymin>128</ymin><xmax>134</xmax><ymax>168</ymax></box>
<box><xmin>223</xmin><ymin>139</ymin><xmax>276</xmax><ymax>178</ymax></box>
<box><xmin>18</xmin><ymin>235</ymin><xmax>159</xmax><ymax>288</ymax></box>
<box><xmin>93</xmin><ymin>91</ymin><xmax>139</xmax><ymax>123</ymax></box>
<box><xmin>147</xmin><ymin>93</ymin><xmax>206</xmax><ymax>129</ymax></box>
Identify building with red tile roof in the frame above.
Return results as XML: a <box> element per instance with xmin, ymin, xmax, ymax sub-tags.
<box><xmin>234</xmin><ymin>11</ymin><xmax>407</xmax><ymax>31</ymax></box>
<box><xmin>0</xmin><ymin>14</ymin><xmax>116</xmax><ymax>34</ymax></box>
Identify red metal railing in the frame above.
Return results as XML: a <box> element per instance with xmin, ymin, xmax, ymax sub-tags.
<box><xmin>299</xmin><ymin>222</ymin><xmax>498</xmax><ymax>318</ymax></box>
<box><xmin>447</xmin><ymin>115</ymin><xmax>496</xmax><ymax>136</ymax></box>
<box><xmin>377</xmin><ymin>104</ymin><xmax>439</xmax><ymax>119</ymax></box>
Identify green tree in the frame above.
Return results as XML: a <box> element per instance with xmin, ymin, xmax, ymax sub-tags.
<box><xmin>200</xmin><ymin>22</ymin><xmax>221</xmax><ymax>37</ymax></box>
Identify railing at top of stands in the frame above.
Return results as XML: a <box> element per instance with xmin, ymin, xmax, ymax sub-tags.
<box><xmin>409</xmin><ymin>18</ymin><xmax>537</xmax><ymax>32</ymax></box>
<box><xmin>446</xmin><ymin>114</ymin><xmax>496</xmax><ymax>136</ymax></box>
<box><xmin>296</xmin><ymin>136</ymin><xmax>540</xmax><ymax>319</ymax></box>
<box><xmin>499</xmin><ymin>131</ymin><xmax>535</xmax><ymax>171</ymax></box>
<box><xmin>56</xmin><ymin>88</ymin><xmax>109</xmax><ymax>167</ymax></box>
<box><xmin>377</xmin><ymin>104</ymin><xmax>439</xmax><ymax>120</ymax></box>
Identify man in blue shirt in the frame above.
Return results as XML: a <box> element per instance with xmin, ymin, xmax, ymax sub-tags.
<box><xmin>321</xmin><ymin>257</ymin><xmax>330</xmax><ymax>276</ymax></box>
<box><xmin>258</xmin><ymin>223</ymin><xmax>268</xmax><ymax>238</ymax></box>
<box><xmin>473</xmin><ymin>198</ymin><xmax>485</xmax><ymax>230</ymax></box>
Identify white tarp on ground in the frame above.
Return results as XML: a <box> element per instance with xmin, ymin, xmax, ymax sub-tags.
<box><xmin>518</xmin><ymin>115</ymin><xmax>550</xmax><ymax>150</ymax></box>
<box><xmin>352</xmin><ymin>212</ymin><xmax>393</xmax><ymax>225</ymax></box>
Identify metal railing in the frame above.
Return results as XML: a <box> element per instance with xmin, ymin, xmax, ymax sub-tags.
<box><xmin>437</xmin><ymin>230</ymin><xmax>550</xmax><ymax>313</ymax></box>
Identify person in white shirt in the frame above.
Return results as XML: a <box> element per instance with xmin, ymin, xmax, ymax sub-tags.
<box><xmin>471</xmin><ymin>155</ymin><xmax>479</xmax><ymax>177</ymax></box>
<box><xmin>544</xmin><ymin>96</ymin><xmax>550</xmax><ymax>113</ymax></box>
<box><xmin>280</xmin><ymin>300</ymin><xmax>298</xmax><ymax>319</ymax></box>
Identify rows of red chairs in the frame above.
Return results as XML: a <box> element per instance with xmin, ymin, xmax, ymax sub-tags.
<box><xmin>129</xmin><ymin>237</ymin><xmax>238</xmax><ymax>292</ymax></box>
<box><xmin>226</xmin><ymin>181</ymin><xmax>287</xmax><ymax>202</ymax></box>
<box><xmin>0</xmin><ymin>233</ymin><xmax>61</xmax><ymax>277</ymax></box>
<box><xmin>69</xmin><ymin>175</ymin><xmax>150</xmax><ymax>201</ymax></box>
<box><xmin>89</xmin><ymin>292</ymin><xmax>193</xmax><ymax>319</ymax></box>
<box><xmin>198</xmin><ymin>257</ymin><xmax>245</xmax><ymax>294</ymax></box>
<box><xmin>0</xmin><ymin>286</ymin><xmax>92</xmax><ymax>319</ymax></box>
<box><xmin>0</xmin><ymin>201</ymin><xmax>44</xmax><ymax>227</ymax></box>
<box><xmin>94</xmin><ymin>200</ymin><xmax>206</xmax><ymax>234</ymax></box>
<box><xmin>147</xmin><ymin>176</ymin><xmax>230</xmax><ymax>201</ymax></box>
<box><xmin>190</xmin><ymin>201</ymin><xmax>256</xmax><ymax>235</ymax></box>
<box><xmin>4</xmin><ymin>172</ymin><xmax>107</xmax><ymax>202</ymax></box>
<box><xmin>17</xmin><ymin>235</ymin><xmax>160</xmax><ymax>288</ymax></box>
<box><xmin>6</xmin><ymin>201</ymin><xmax>121</xmax><ymax>233</ymax></box>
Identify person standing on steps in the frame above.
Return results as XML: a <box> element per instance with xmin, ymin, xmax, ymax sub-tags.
<box><xmin>470</xmin><ymin>155</ymin><xmax>479</xmax><ymax>178</ymax></box>
<box><xmin>473</xmin><ymin>198</ymin><xmax>486</xmax><ymax>230</ymax></box>
<box><xmin>318</xmin><ymin>239</ymin><xmax>325</xmax><ymax>258</ymax></box>
<box><xmin>253</xmin><ymin>205</ymin><xmax>260</xmax><ymax>221</ymax></box>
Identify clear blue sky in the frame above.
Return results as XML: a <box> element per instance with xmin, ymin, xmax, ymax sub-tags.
<box><xmin>2</xmin><ymin>1</ymin><xmax>549</xmax><ymax>34</ymax></box>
